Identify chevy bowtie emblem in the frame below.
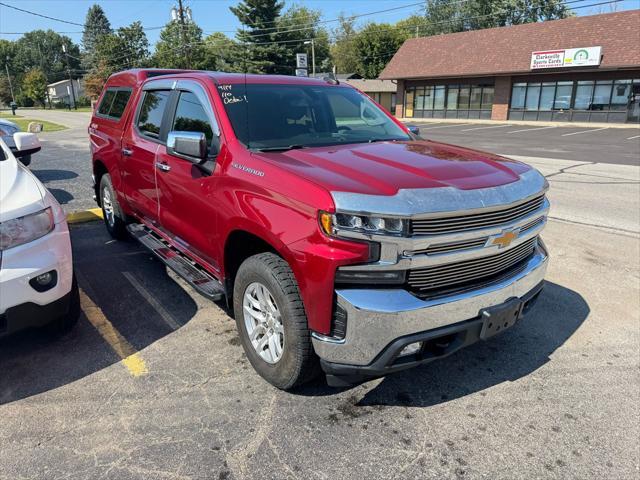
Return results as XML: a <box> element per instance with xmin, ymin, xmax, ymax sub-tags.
<box><xmin>491</xmin><ymin>230</ymin><xmax>519</xmax><ymax>249</ymax></box>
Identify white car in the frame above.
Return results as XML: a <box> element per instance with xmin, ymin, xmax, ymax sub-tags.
<box><xmin>0</xmin><ymin>132</ymin><xmax>79</xmax><ymax>338</ymax></box>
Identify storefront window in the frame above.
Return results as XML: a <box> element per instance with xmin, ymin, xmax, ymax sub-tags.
<box><xmin>511</xmin><ymin>83</ymin><xmax>526</xmax><ymax>109</ymax></box>
<box><xmin>481</xmin><ymin>86</ymin><xmax>494</xmax><ymax>109</ymax></box>
<box><xmin>574</xmin><ymin>81</ymin><xmax>594</xmax><ymax>110</ymax></box>
<box><xmin>447</xmin><ymin>87</ymin><xmax>459</xmax><ymax>110</ymax></box>
<box><xmin>469</xmin><ymin>87</ymin><xmax>482</xmax><ymax>109</ymax></box>
<box><xmin>539</xmin><ymin>83</ymin><xmax>556</xmax><ymax>111</ymax></box>
<box><xmin>458</xmin><ymin>86</ymin><xmax>471</xmax><ymax>109</ymax></box>
<box><xmin>525</xmin><ymin>83</ymin><xmax>541</xmax><ymax>110</ymax></box>
<box><xmin>405</xmin><ymin>89</ymin><xmax>414</xmax><ymax>117</ymax></box>
<box><xmin>611</xmin><ymin>80</ymin><xmax>631</xmax><ymax>110</ymax></box>
<box><xmin>433</xmin><ymin>86</ymin><xmax>445</xmax><ymax>109</ymax></box>
<box><xmin>592</xmin><ymin>81</ymin><xmax>613</xmax><ymax>110</ymax></box>
<box><xmin>554</xmin><ymin>82</ymin><xmax>572</xmax><ymax>110</ymax></box>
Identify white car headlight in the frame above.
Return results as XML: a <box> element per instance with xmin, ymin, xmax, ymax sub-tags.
<box><xmin>0</xmin><ymin>207</ymin><xmax>54</xmax><ymax>250</ymax></box>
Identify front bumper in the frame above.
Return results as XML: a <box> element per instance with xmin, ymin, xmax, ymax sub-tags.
<box><xmin>0</xmin><ymin>221</ymin><xmax>73</xmax><ymax>333</ymax></box>
<box><xmin>312</xmin><ymin>240</ymin><xmax>548</xmax><ymax>370</ymax></box>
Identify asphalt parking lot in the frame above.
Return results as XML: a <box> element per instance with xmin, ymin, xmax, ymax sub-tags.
<box><xmin>1</xmin><ymin>111</ymin><xmax>639</xmax><ymax>479</ymax></box>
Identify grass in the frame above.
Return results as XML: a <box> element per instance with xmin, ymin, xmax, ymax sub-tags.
<box><xmin>0</xmin><ymin>111</ymin><xmax>68</xmax><ymax>132</ymax></box>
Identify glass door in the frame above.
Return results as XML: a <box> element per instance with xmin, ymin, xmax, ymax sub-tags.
<box><xmin>627</xmin><ymin>83</ymin><xmax>640</xmax><ymax>123</ymax></box>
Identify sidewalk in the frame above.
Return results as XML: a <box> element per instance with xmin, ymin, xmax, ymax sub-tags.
<box><xmin>400</xmin><ymin>117</ymin><xmax>640</xmax><ymax>129</ymax></box>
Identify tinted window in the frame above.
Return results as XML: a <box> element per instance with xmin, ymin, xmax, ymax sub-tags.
<box><xmin>108</xmin><ymin>90</ymin><xmax>132</xmax><ymax>119</ymax></box>
<box><xmin>221</xmin><ymin>84</ymin><xmax>409</xmax><ymax>149</ymax></box>
<box><xmin>172</xmin><ymin>91</ymin><xmax>214</xmax><ymax>142</ymax></box>
<box><xmin>137</xmin><ymin>90</ymin><xmax>171</xmax><ymax>139</ymax></box>
<box><xmin>97</xmin><ymin>90</ymin><xmax>116</xmax><ymax>115</ymax></box>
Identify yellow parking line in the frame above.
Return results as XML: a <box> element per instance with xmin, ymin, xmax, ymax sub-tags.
<box><xmin>67</xmin><ymin>208</ymin><xmax>103</xmax><ymax>224</ymax></box>
<box><xmin>79</xmin><ymin>288</ymin><xmax>148</xmax><ymax>377</ymax></box>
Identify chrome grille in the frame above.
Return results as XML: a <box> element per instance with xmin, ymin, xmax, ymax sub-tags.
<box><xmin>415</xmin><ymin>237</ymin><xmax>488</xmax><ymax>256</ymax></box>
<box><xmin>408</xmin><ymin>237</ymin><xmax>538</xmax><ymax>294</ymax></box>
<box><xmin>411</xmin><ymin>195</ymin><xmax>545</xmax><ymax>235</ymax></box>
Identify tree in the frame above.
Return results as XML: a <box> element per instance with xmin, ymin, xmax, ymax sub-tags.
<box><xmin>153</xmin><ymin>19</ymin><xmax>205</xmax><ymax>69</ymax></box>
<box><xmin>82</xmin><ymin>4</ymin><xmax>112</xmax><ymax>70</ymax></box>
<box><xmin>95</xmin><ymin>21</ymin><xmax>149</xmax><ymax>72</ymax></box>
<box><xmin>14</xmin><ymin>30</ymin><xmax>81</xmax><ymax>85</ymax></box>
<box><xmin>22</xmin><ymin>68</ymin><xmax>47</xmax><ymax>106</ymax></box>
<box><xmin>330</xmin><ymin>15</ymin><xmax>359</xmax><ymax>75</ymax></box>
<box><xmin>352</xmin><ymin>23</ymin><xmax>404</xmax><ymax>78</ymax></box>
<box><xmin>277</xmin><ymin>5</ymin><xmax>330</xmax><ymax>75</ymax></box>
<box><xmin>230</xmin><ymin>0</ymin><xmax>286</xmax><ymax>73</ymax></box>
<box><xmin>202</xmin><ymin>33</ymin><xmax>242</xmax><ymax>72</ymax></box>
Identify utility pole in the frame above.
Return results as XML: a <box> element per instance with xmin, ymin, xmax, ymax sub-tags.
<box><xmin>62</xmin><ymin>44</ymin><xmax>77</xmax><ymax>110</ymax></box>
<box><xmin>175</xmin><ymin>0</ymin><xmax>191</xmax><ymax>69</ymax></box>
<box><xmin>304</xmin><ymin>39</ymin><xmax>316</xmax><ymax>76</ymax></box>
<box><xmin>4</xmin><ymin>56</ymin><xmax>15</xmax><ymax>103</ymax></box>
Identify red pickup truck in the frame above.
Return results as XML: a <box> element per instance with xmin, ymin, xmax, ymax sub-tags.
<box><xmin>89</xmin><ymin>69</ymin><xmax>549</xmax><ymax>389</ymax></box>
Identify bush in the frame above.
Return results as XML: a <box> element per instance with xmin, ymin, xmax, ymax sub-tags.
<box><xmin>15</xmin><ymin>93</ymin><xmax>34</xmax><ymax>108</ymax></box>
<box><xmin>75</xmin><ymin>96</ymin><xmax>92</xmax><ymax>107</ymax></box>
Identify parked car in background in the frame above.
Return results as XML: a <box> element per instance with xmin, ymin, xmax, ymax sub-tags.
<box><xmin>0</xmin><ymin>119</ymin><xmax>31</xmax><ymax>167</ymax></box>
<box><xmin>0</xmin><ymin>132</ymin><xmax>79</xmax><ymax>338</ymax></box>
<box><xmin>90</xmin><ymin>69</ymin><xmax>549</xmax><ymax>390</ymax></box>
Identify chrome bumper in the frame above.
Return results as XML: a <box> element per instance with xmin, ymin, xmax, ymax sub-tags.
<box><xmin>312</xmin><ymin>240</ymin><xmax>548</xmax><ymax>366</ymax></box>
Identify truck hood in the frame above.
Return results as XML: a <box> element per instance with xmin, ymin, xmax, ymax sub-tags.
<box><xmin>0</xmin><ymin>156</ymin><xmax>45</xmax><ymax>223</ymax></box>
<box><xmin>254</xmin><ymin>140</ymin><xmax>531</xmax><ymax>196</ymax></box>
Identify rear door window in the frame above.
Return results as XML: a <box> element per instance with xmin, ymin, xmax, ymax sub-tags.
<box><xmin>137</xmin><ymin>90</ymin><xmax>171</xmax><ymax>140</ymax></box>
<box><xmin>97</xmin><ymin>88</ymin><xmax>131</xmax><ymax>120</ymax></box>
<box><xmin>97</xmin><ymin>90</ymin><xmax>116</xmax><ymax>116</ymax></box>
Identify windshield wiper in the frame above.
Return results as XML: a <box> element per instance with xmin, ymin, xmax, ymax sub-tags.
<box><xmin>253</xmin><ymin>144</ymin><xmax>306</xmax><ymax>152</ymax></box>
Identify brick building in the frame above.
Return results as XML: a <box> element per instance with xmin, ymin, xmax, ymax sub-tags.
<box><xmin>380</xmin><ymin>10</ymin><xmax>640</xmax><ymax>123</ymax></box>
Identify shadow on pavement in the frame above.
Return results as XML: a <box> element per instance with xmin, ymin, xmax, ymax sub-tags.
<box><xmin>46</xmin><ymin>188</ymin><xmax>74</xmax><ymax>204</ymax></box>
<box><xmin>298</xmin><ymin>281</ymin><xmax>589</xmax><ymax>406</ymax></box>
<box><xmin>0</xmin><ymin>223</ymin><xmax>199</xmax><ymax>405</ymax></box>
<box><xmin>29</xmin><ymin>169</ymin><xmax>78</xmax><ymax>182</ymax></box>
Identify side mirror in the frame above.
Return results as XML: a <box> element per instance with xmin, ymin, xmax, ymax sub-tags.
<box><xmin>406</xmin><ymin>124</ymin><xmax>420</xmax><ymax>136</ymax></box>
<box><xmin>12</xmin><ymin>132</ymin><xmax>41</xmax><ymax>158</ymax></box>
<box><xmin>167</xmin><ymin>131</ymin><xmax>208</xmax><ymax>164</ymax></box>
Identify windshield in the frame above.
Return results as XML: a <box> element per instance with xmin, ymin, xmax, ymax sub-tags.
<box><xmin>218</xmin><ymin>83</ymin><xmax>410</xmax><ymax>150</ymax></box>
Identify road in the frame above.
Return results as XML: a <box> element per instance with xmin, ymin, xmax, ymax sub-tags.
<box><xmin>0</xmin><ymin>111</ymin><xmax>638</xmax><ymax>479</ymax></box>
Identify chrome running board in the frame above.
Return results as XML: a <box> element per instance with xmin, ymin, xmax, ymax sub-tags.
<box><xmin>127</xmin><ymin>223</ymin><xmax>225</xmax><ymax>301</ymax></box>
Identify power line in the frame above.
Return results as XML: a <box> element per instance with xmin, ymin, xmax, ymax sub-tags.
<box><xmin>0</xmin><ymin>1</ymin><xmax>84</xmax><ymax>27</ymax></box>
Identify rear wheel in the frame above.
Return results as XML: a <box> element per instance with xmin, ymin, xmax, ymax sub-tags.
<box><xmin>99</xmin><ymin>174</ymin><xmax>128</xmax><ymax>240</ymax></box>
<box><xmin>233</xmin><ymin>253</ymin><xmax>320</xmax><ymax>390</ymax></box>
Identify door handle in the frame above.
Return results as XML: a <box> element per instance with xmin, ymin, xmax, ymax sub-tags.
<box><xmin>155</xmin><ymin>162</ymin><xmax>171</xmax><ymax>172</ymax></box>
<box><xmin>122</xmin><ymin>148</ymin><xmax>133</xmax><ymax>156</ymax></box>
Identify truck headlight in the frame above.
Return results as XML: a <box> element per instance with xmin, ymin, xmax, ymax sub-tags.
<box><xmin>0</xmin><ymin>207</ymin><xmax>54</xmax><ymax>250</ymax></box>
<box><xmin>320</xmin><ymin>211</ymin><xmax>406</xmax><ymax>237</ymax></box>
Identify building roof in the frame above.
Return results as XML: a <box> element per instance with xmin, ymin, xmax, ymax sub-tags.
<box><xmin>47</xmin><ymin>78</ymin><xmax>79</xmax><ymax>87</ymax></box>
<box><xmin>380</xmin><ymin>10</ymin><xmax>640</xmax><ymax>80</ymax></box>
<box><xmin>344</xmin><ymin>79</ymin><xmax>397</xmax><ymax>93</ymax></box>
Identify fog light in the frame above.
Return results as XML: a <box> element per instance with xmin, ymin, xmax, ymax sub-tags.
<box><xmin>398</xmin><ymin>342</ymin><xmax>422</xmax><ymax>357</ymax></box>
<box><xmin>36</xmin><ymin>272</ymin><xmax>53</xmax><ymax>285</ymax></box>
<box><xmin>29</xmin><ymin>270</ymin><xmax>57</xmax><ymax>292</ymax></box>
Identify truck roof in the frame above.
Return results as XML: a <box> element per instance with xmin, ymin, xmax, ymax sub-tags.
<box><xmin>105</xmin><ymin>69</ymin><xmax>341</xmax><ymax>88</ymax></box>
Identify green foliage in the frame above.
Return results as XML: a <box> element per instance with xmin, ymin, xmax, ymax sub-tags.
<box><xmin>352</xmin><ymin>23</ymin><xmax>404</xmax><ymax>79</ymax></box>
<box><xmin>202</xmin><ymin>33</ymin><xmax>242</xmax><ymax>72</ymax></box>
<box><xmin>95</xmin><ymin>21</ymin><xmax>150</xmax><ymax>71</ymax></box>
<box><xmin>22</xmin><ymin>68</ymin><xmax>47</xmax><ymax>106</ymax></box>
<box><xmin>82</xmin><ymin>4</ymin><xmax>112</xmax><ymax>70</ymax></box>
<box><xmin>14</xmin><ymin>30</ymin><xmax>81</xmax><ymax>85</ymax></box>
<box><xmin>0</xmin><ymin>76</ymin><xmax>13</xmax><ymax>105</ymax></box>
<box><xmin>276</xmin><ymin>5</ymin><xmax>330</xmax><ymax>75</ymax></box>
<box><xmin>153</xmin><ymin>20</ymin><xmax>205</xmax><ymax>69</ymax></box>
<box><xmin>230</xmin><ymin>0</ymin><xmax>286</xmax><ymax>73</ymax></box>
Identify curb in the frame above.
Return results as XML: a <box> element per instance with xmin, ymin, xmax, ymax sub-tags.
<box><xmin>400</xmin><ymin>118</ymin><xmax>640</xmax><ymax>129</ymax></box>
<box><xmin>67</xmin><ymin>208</ymin><xmax>103</xmax><ymax>224</ymax></box>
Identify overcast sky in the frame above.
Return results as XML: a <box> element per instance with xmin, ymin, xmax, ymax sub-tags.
<box><xmin>1</xmin><ymin>0</ymin><xmax>639</xmax><ymax>47</ymax></box>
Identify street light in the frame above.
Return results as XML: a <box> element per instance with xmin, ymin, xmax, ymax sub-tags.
<box><xmin>304</xmin><ymin>39</ymin><xmax>315</xmax><ymax>77</ymax></box>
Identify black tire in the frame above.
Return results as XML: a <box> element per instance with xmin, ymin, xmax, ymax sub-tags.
<box><xmin>233</xmin><ymin>253</ymin><xmax>320</xmax><ymax>390</ymax></box>
<box><xmin>99</xmin><ymin>173</ymin><xmax>128</xmax><ymax>240</ymax></box>
<box><xmin>49</xmin><ymin>274</ymin><xmax>80</xmax><ymax>335</ymax></box>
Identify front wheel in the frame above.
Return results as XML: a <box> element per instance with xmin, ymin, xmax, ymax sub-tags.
<box><xmin>99</xmin><ymin>174</ymin><xmax>128</xmax><ymax>240</ymax></box>
<box><xmin>233</xmin><ymin>253</ymin><xmax>320</xmax><ymax>390</ymax></box>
